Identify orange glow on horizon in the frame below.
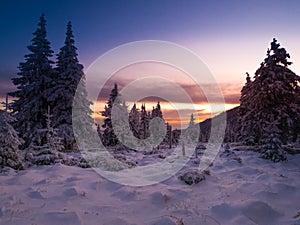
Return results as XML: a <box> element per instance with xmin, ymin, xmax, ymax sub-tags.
<box><xmin>93</xmin><ymin>101</ymin><xmax>239</xmax><ymax>129</ymax></box>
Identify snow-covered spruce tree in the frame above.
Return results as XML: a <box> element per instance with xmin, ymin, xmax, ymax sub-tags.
<box><xmin>151</xmin><ymin>101</ymin><xmax>163</xmax><ymax>119</ymax></box>
<box><xmin>238</xmin><ymin>73</ymin><xmax>256</xmax><ymax>145</ymax></box>
<box><xmin>9</xmin><ymin>14</ymin><xmax>56</xmax><ymax>147</ymax></box>
<box><xmin>26</xmin><ymin>106</ymin><xmax>63</xmax><ymax>165</ymax></box>
<box><xmin>129</xmin><ymin>103</ymin><xmax>140</xmax><ymax>138</ymax></box>
<box><xmin>97</xmin><ymin>124</ymin><xmax>102</xmax><ymax>139</ymax></box>
<box><xmin>182</xmin><ymin>113</ymin><xmax>199</xmax><ymax>151</ymax></box>
<box><xmin>256</xmin><ymin>39</ymin><xmax>300</xmax><ymax>143</ymax></box>
<box><xmin>110</xmin><ymin>96</ymin><xmax>132</xmax><ymax>148</ymax></box>
<box><xmin>185</xmin><ymin>114</ymin><xmax>198</xmax><ymax>142</ymax></box>
<box><xmin>101</xmin><ymin>83</ymin><xmax>120</xmax><ymax>146</ymax></box>
<box><xmin>72</xmin><ymin>77</ymin><xmax>95</xmax><ymax>151</ymax></box>
<box><xmin>239</xmin><ymin>38</ymin><xmax>300</xmax><ymax>160</ymax></box>
<box><xmin>261</xmin><ymin>121</ymin><xmax>286</xmax><ymax>162</ymax></box>
<box><xmin>139</xmin><ymin>104</ymin><xmax>150</xmax><ymax>139</ymax></box>
<box><xmin>150</xmin><ymin>102</ymin><xmax>166</xmax><ymax>150</ymax></box>
<box><xmin>50</xmin><ymin>21</ymin><xmax>91</xmax><ymax>150</ymax></box>
<box><xmin>164</xmin><ymin>122</ymin><xmax>173</xmax><ymax>148</ymax></box>
<box><xmin>0</xmin><ymin>110</ymin><xmax>24</xmax><ymax>170</ymax></box>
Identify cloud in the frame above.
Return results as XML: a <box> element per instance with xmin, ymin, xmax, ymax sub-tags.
<box><xmin>219</xmin><ymin>83</ymin><xmax>242</xmax><ymax>104</ymax></box>
<box><xmin>95</xmin><ymin>75</ymin><xmax>242</xmax><ymax>105</ymax></box>
<box><xmin>87</xmin><ymin>61</ymin><xmax>243</xmax><ymax>107</ymax></box>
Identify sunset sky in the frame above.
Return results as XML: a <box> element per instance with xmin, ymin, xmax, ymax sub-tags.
<box><xmin>1</xmin><ymin>0</ymin><xmax>300</xmax><ymax>128</ymax></box>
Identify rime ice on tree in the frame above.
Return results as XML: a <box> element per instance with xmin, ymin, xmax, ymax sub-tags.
<box><xmin>101</xmin><ymin>83</ymin><xmax>120</xmax><ymax>146</ymax></box>
<box><xmin>139</xmin><ymin>104</ymin><xmax>150</xmax><ymax>139</ymax></box>
<box><xmin>9</xmin><ymin>14</ymin><xmax>56</xmax><ymax>147</ymax></box>
<box><xmin>0</xmin><ymin>109</ymin><xmax>24</xmax><ymax>170</ymax></box>
<box><xmin>51</xmin><ymin>21</ymin><xmax>93</xmax><ymax>150</ymax></box>
<box><xmin>129</xmin><ymin>104</ymin><xmax>140</xmax><ymax>138</ymax></box>
<box><xmin>26</xmin><ymin>106</ymin><xmax>63</xmax><ymax>165</ymax></box>
<box><xmin>101</xmin><ymin>85</ymin><xmax>176</xmax><ymax>149</ymax></box>
<box><xmin>238</xmin><ymin>38</ymin><xmax>300</xmax><ymax>161</ymax></box>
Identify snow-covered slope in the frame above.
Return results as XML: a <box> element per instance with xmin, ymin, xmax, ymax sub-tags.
<box><xmin>0</xmin><ymin>149</ymin><xmax>300</xmax><ymax>225</ymax></box>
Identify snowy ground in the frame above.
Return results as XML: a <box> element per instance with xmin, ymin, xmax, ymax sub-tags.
<box><xmin>1</xmin><ymin>147</ymin><xmax>300</xmax><ymax>225</ymax></box>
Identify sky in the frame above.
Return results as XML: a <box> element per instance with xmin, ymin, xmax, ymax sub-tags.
<box><xmin>1</xmin><ymin>0</ymin><xmax>300</xmax><ymax>128</ymax></box>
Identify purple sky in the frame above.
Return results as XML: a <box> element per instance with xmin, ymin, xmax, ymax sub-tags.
<box><xmin>1</xmin><ymin>0</ymin><xmax>300</xmax><ymax>126</ymax></box>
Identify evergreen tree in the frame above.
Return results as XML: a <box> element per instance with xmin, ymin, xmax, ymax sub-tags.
<box><xmin>164</xmin><ymin>122</ymin><xmax>173</xmax><ymax>148</ymax></box>
<box><xmin>189</xmin><ymin>113</ymin><xmax>195</xmax><ymax>127</ymax></box>
<box><xmin>239</xmin><ymin>73</ymin><xmax>252</xmax><ymax>119</ymax></box>
<box><xmin>72</xmin><ymin>76</ymin><xmax>95</xmax><ymax>150</ymax></box>
<box><xmin>129</xmin><ymin>103</ymin><xmax>140</xmax><ymax>138</ymax></box>
<box><xmin>150</xmin><ymin>102</ymin><xmax>166</xmax><ymax>149</ymax></box>
<box><xmin>239</xmin><ymin>38</ymin><xmax>300</xmax><ymax>160</ymax></box>
<box><xmin>183</xmin><ymin>114</ymin><xmax>199</xmax><ymax>145</ymax></box>
<box><xmin>26</xmin><ymin>106</ymin><xmax>63</xmax><ymax>165</ymax></box>
<box><xmin>101</xmin><ymin>83</ymin><xmax>120</xmax><ymax>146</ymax></box>
<box><xmin>256</xmin><ymin>39</ymin><xmax>300</xmax><ymax>143</ymax></box>
<box><xmin>110</xmin><ymin>95</ymin><xmax>131</xmax><ymax>147</ymax></box>
<box><xmin>97</xmin><ymin>124</ymin><xmax>102</xmax><ymax>139</ymax></box>
<box><xmin>139</xmin><ymin>104</ymin><xmax>150</xmax><ymax>139</ymax></box>
<box><xmin>0</xmin><ymin>110</ymin><xmax>24</xmax><ymax>170</ymax></box>
<box><xmin>43</xmin><ymin>106</ymin><xmax>64</xmax><ymax>152</ymax></box>
<box><xmin>151</xmin><ymin>102</ymin><xmax>163</xmax><ymax>119</ymax></box>
<box><xmin>238</xmin><ymin>73</ymin><xmax>256</xmax><ymax>145</ymax></box>
<box><xmin>261</xmin><ymin>121</ymin><xmax>286</xmax><ymax>162</ymax></box>
<box><xmin>50</xmin><ymin>21</ymin><xmax>90</xmax><ymax>150</ymax></box>
<box><xmin>9</xmin><ymin>14</ymin><xmax>55</xmax><ymax>147</ymax></box>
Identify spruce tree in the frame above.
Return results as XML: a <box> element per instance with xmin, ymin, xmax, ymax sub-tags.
<box><xmin>26</xmin><ymin>106</ymin><xmax>63</xmax><ymax>165</ymax></box>
<box><xmin>101</xmin><ymin>83</ymin><xmax>120</xmax><ymax>146</ymax></box>
<box><xmin>238</xmin><ymin>73</ymin><xmax>256</xmax><ymax>145</ymax></box>
<box><xmin>110</xmin><ymin>95</ymin><xmax>130</xmax><ymax>147</ymax></box>
<box><xmin>239</xmin><ymin>73</ymin><xmax>252</xmax><ymax>119</ymax></box>
<box><xmin>189</xmin><ymin>113</ymin><xmax>195</xmax><ymax>127</ymax></box>
<box><xmin>239</xmin><ymin>38</ymin><xmax>300</xmax><ymax>161</ymax></box>
<box><xmin>254</xmin><ymin>38</ymin><xmax>300</xmax><ymax>143</ymax></box>
<box><xmin>151</xmin><ymin>102</ymin><xmax>163</xmax><ymax>119</ymax></box>
<box><xmin>129</xmin><ymin>103</ymin><xmax>140</xmax><ymax>138</ymax></box>
<box><xmin>9</xmin><ymin>14</ymin><xmax>55</xmax><ymax>147</ymax></box>
<box><xmin>97</xmin><ymin>124</ymin><xmax>102</xmax><ymax>139</ymax></box>
<box><xmin>150</xmin><ymin>102</ymin><xmax>166</xmax><ymax>150</ymax></box>
<box><xmin>0</xmin><ymin>109</ymin><xmax>24</xmax><ymax>170</ymax></box>
<box><xmin>139</xmin><ymin>104</ymin><xmax>150</xmax><ymax>139</ymax></box>
<box><xmin>261</xmin><ymin>121</ymin><xmax>286</xmax><ymax>162</ymax></box>
<box><xmin>165</xmin><ymin>123</ymin><xmax>173</xmax><ymax>148</ymax></box>
<box><xmin>183</xmin><ymin>114</ymin><xmax>199</xmax><ymax>145</ymax></box>
<box><xmin>50</xmin><ymin>21</ymin><xmax>91</xmax><ymax>150</ymax></box>
<box><xmin>72</xmin><ymin>73</ymin><xmax>94</xmax><ymax>151</ymax></box>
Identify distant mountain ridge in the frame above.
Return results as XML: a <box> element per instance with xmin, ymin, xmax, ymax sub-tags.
<box><xmin>199</xmin><ymin>106</ymin><xmax>239</xmax><ymax>143</ymax></box>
